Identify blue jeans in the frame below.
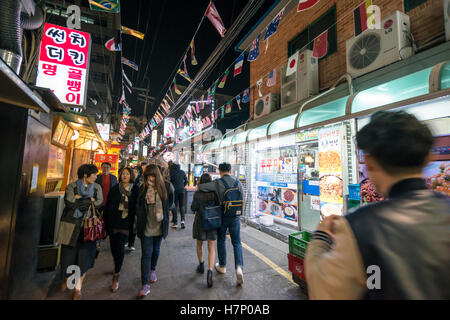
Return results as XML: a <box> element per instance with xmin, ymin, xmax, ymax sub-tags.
<box><xmin>140</xmin><ymin>235</ymin><xmax>163</xmax><ymax>285</ymax></box>
<box><xmin>217</xmin><ymin>216</ymin><xmax>243</xmax><ymax>269</ymax></box>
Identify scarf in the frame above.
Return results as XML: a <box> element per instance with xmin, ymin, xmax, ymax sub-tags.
<box><xmin>73</xmin><ymin>179</ymin><xmax>95</xmax><ymax>218</ymax></box>
<box><xmin>118</xmin><ymin>182</ymin><xmax>133</xmax><ymax>219</ymax></box>
<box><xmin>145</xmin><ymin>181</ymin><xmax>164</xmax><ymax>222</ymax></box>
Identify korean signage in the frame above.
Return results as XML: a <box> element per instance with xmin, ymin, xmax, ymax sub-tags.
<box><xmin>164</xmin><ymin>118</ymin><xmax>176</xmax><ymax>138</ymax></box>
<box><xmin>151</xmin><ymin>130</ymin><xmax>158</xmax><ymax>147</ymax></box>
<box><xmin>94</xmin><ymin>154</ymin><xmax>119</xmax><ymax>178</ymax></box>
<box><xmin>296</xmin><ymin>129</ymin><xmax>319</xmax><ymax>143</ymax></box>
<box><xmin>96</xmin><ymin>123</ymin><xmax>110</xmax><ymax>142</ymax></box>
<box><xmin>318</xmin><ymin>125</ymin><xmax>344</xmax><ymax>219</ymax></box>
<box><xmin>36</xmin><ymin>23</ymin><xmax>91</xmax><ymax>107</ymax></box>
<box><xmin>134</xmin><ymin>137</ymin><xmax>140</xmax><ymax>153</ymax></box>
<box><xmin>143</xmin><ymin>145</ymin><xmax>148</xmax><ymax>157</ymax></box>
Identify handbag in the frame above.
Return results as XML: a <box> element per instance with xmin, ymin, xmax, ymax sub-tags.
<box><xmin>201</xmin><ymin>202</ymin><xmax>223</xmax><ymax>231</ymax></box>
<box><xmin>83</xmin><ymin>202</ymin><xmax>106</xmax><ymax>242</ymax></box>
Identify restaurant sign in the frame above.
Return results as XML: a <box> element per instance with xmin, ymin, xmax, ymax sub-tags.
<box><xmin>36</xmin><ymin>23</ymin><xmax>91</xmax><ymax>107</ymax></box>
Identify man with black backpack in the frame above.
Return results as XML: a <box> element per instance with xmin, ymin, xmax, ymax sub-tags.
<box><xmin>198</xmin><ymin>163</ymin><xmax>245</xmax><ymax>286</ymax></box>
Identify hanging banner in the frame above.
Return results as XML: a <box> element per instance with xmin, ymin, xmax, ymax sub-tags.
<box><xmin>89</xmin><ymin>0</ymin><xmax>120</xmax><ymax>13</ymax></box>
<box><xmin>318</xmin><ymin>125</ymin><xmax>344</xmax><ymax>220</ymax></box>
<box><xmin>151</xmin><ymin>130</ymin><xmax>158</xmax><ymax>147</ymax></box>
<box><xmin>164</xmin><ymin>118</ymin><xmax>176</xmax><ymax>138</ymax></box>
<box><xmin>36</xmin><ymin>23</ymin><xmax>91</xmax><ymax>108</ymax></box>
<box><xmin>96</xmin><ymin>123</ymin><xmax>110</xmax><ymax>141</ymax></box>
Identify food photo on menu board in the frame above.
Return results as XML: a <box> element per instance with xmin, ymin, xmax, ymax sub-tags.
<box><xmin>359</xmin><ymin>164</ymin><xmax>385</xmax><ymax>203</ymax></box>
<box><xmin>423</xmin><ymin>161</ymin><xmax>449</xmax><ymax>197</ymax></box>
<box><xmin>268</xmin><ymin>200</ymin><xmax>282</xmax><ymax>217</ymax></box>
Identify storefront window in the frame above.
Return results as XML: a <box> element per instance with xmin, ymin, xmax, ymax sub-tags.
<box><xmin>351</xmin><ymin>67</ymin><xmax>432</xmax><ymax>114</ymax></box>
<box><xmin>440</xmin><ymin>62</ymin><xmax>450</xmax><ymax>90</ymax></box>
<box><xmin>298</xmin><ymin>96</ymin><xmax>348</xmax><ymax>128</ymax></box>
<box><xmin>269</xmin><ymin>114</ymin><xmax>297</xmax><ymax>135</ymax></box>
<box><xmin>248</xmin><ymin>124</ymin><xmax>269</xmax><ymax>141</ymax></box>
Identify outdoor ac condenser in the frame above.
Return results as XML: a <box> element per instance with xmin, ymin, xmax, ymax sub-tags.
<box><xmin>281</xmin><ymin>49</ymin><xmax>319</xmax><ymax>108</ymax></box>
<box><xmin>445</xmin><ymin>0</ymin><xmax>450</xmax><ymax>42</ymax></box>
<box><xmin>346</xmin><ymin>11</ymin><xmax>413</xmax><ymax>78</ymax></box>
<box><xmin>254</xmin><ymin>93</ymin><xmax>279</xmax><ymax>120</ymax></box>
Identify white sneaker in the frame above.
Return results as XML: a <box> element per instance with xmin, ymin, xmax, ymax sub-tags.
<box><xmin>236</xmin><ymin>266</ymin><xmax>244</xmax><ymax>286</ymax></box>
<box><xmin>215</xmin><ymin>263</ymin><xmax>226</xmax><ymax>274</ymax></box>
<box><xmin>126</xmin><ymin>246</ymin><xmax>135</xmax><ymax>252</ymax></box>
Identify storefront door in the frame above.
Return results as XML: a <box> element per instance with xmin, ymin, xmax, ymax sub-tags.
<box><xmin>298</xmin><ymin>142</ymin><xmax>320</xmax><ymax>232</ymax></box>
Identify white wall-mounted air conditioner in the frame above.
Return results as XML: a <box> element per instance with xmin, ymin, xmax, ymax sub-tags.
<box><xmin>444</xmin><ymin>0</ymin><xmax>450</xmax><ymax>42</ymax></box>
<box><xmin>254</xmin><ymin>93</ymin><xmax>279</xmax><ymax>119</ymax></box>
<box><xmin>346</xmin><ymin>11</ymin><xmax>413</xmax><ymax>78</ymax></box>
<box><xmin>281</xmin><ymin>49</ymin><xmax>319</xmax><ymax>108</ymax></box>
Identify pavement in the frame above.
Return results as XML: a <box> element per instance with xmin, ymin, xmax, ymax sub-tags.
<box><xmin>46</xmin><ymin>213</ymin><xmax>305</xmax><ymax>300</ymax></box>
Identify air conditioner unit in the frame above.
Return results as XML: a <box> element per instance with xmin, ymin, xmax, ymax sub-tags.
<box><xmin>346</xmin><ymin>11</ymin><xmax>413</xmax><ymax>78</ymax></box>
<box><xmin>445</xmin><ymin>0</ymin><xmax>450</xmax><ymax>41</ymax></box>
<box><xmin>254</xmin><ymin>93</ymin><xmax>279</xmax><ymax>119</ymax></box>
<box><xmin>281</xmin><ymin>49</ymin><xmax>319</xmax><ymax>108</ymax></box>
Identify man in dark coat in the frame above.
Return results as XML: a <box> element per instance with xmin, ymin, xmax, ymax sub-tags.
<box><xmin>96</xmin><ymin>162</ymin><xmax>118</xmax><ymax>209</ymax></box>
<box><xmin>169</xmin><ymin>163</ymin><xmax>188</xmax><ymax>229</ymax></box>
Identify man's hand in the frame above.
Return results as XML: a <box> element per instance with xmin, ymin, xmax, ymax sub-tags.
<box><xmin>317</xmin><ymin>215</ymin><xmax>340</xmax><ymax>239</ymax></box>
<box><xmin>91</xmin><ymin>197</ymin><xmax>96</xmax><ymax>203</ymax></box>
<box><xmin>74</xmin><ymin>195</ymin><xmax>82</xmax><ymax>200</ymax></box>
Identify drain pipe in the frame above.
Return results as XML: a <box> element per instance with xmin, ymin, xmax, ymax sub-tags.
<box><xmin>297</xmin><ymin>73</ymin><xmax>354</xmax><ymax>119</ymax></box>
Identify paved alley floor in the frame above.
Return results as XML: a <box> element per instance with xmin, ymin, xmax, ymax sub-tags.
<box><xmin>46</xmin><ymin>214</ymin><xmax>305</xmax><ymax>300</ymax></box>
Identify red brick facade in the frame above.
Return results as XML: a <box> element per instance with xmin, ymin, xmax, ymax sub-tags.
<box><xmin>249</xmin><ymin>0</ymin><xmax>445</xmax><ymax>116</ymax></box>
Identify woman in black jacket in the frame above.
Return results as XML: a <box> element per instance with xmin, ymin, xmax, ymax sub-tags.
<box><xmin>191</xmin><ymin>173</ymin><xmax>218</xmax><ymax>288</ymax></box>
<box><xmin>135</xmin><ymin>164</ymin><xmax>174</xmax><ymax>298</ymax></box>
<box><xmin>103</xmin><ymin>167</ymin><xmax>139</xmax><ymax>292</ymax></box>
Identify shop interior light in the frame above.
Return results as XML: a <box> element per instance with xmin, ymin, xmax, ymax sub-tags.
<box><xmin>77</xmin><ymin>118</ymin><xmax>84</xmax><ymax>124</ymax></box>
<box><xmin>71</xmin><ymin>130</ymin><xmax>79</xmax><ymax>140</ymax></box>
<box><xmin>305</xmin><ymin>156</ymin><xmax>314</xmax><ymax>163</ymax></box>
<box><xmin>72</xmin><ymin>123</ymin><xmax>83</xmax><ymax>128</ymax></box>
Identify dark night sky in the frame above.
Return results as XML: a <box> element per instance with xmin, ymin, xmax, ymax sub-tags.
<box><xmin>114</xmin><ymin>0</ymin><xmax>277</xmax><ymax>125</ymax></box>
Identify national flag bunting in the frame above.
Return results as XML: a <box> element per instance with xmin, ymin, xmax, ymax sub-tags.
<box><xmin>206</xmin><ymin>2</ymin><xmax>227</xmax><ymax>37</ymax></box>
<box><xmin>264</xmin><ymin>8</ymin><xmax>285</xmax><ymax>41</ymax></box>
<box><xmin>225</xmin><ymin>101</ymin><xmax>232</xmax><ymax>114</ymax></box>
<box><xmin>286</xmin><ymin>51</ymin><xmax>299</xmax><ymax>77</ymax></box>
<box><xmin>354</xmin><ymin>0</ymin><xmax>373</xmax><ymax>36</ymax></box>
<box><xmin>297</xmin><ymin>0</ymin><xmax>320</xmax><ymax>12</ymax></box>
<box><xmin>242</xmin><ymin>88</ymin><xmax>250</xmax><ymax>103</ymax></box>
<box><xmin>201</xmin><ymin>95</ymin><xmax>205</xmax><ymax>109</ymax></box>
<box><xmin>312</xmin><ymin>30</ymin><xmax>328</xmax><ymax>59</ymax></box>
<box><xmin>123</xmin><ymin>72</ymin><xmax>132</xmax><ymax>88</ymax></box>
<box><xmin>218</xmin><ymin>69</ymin><xmax>229</xmax><ymax>89</ymax></box>
<box><xmin>221</xmin><ymin>106</ymin><xmax>225</xmax><ymax>118</ymax></box>
<box><xmin>215</xmin><ymin>109</ymin><xmax>219</xmax><ymax>120</ymax></box>
<box><xmin>177</xmin><ymin>69</ymin><xmax>192</xmax><ymax>83</ymax></box>
<box><xmin>196</xmin><ymin>101</ymin><xmax>200</xmax><ymax>113</ymax></box>
<box><xmin>174</xmin><ymin>79</ymin><xmax>181</xmax><ymax>95</ymax></box>
<box><xmin>89</xmin><ymin>0</ymin><xmax>120</xmax><ymax>13</ymax></box>
<box><xmin>256</xmin><ymin>79</ymin><xmax>263</xmax><ymax>97</ymax></box>
<box><xmin>190</xmin><ymin>40</ymin><xmax>198</xmax><ymax>65</ymax></box>
<box><xmin>267</xmin><ymin>68</ymin><xmax>277</xmax><ymax>87</ymax></box>
<box><xmin>121</xmin><ymin>57</ymin><xmax>138</xmax><ymax>71</ymax></box>
<box><xmin>234</xmin><ymin>53</ymin><xmax>244</xmax><ymax>77</ymax></box>
<box><xmin>248</xmin><ymin>34</ymin><xmax>261</xmax><ymax>61</ymax></box>
<box><xmin>236</xmin><ymin>94</ymin><xmax>242</xmax><ymax>110</ymax></box>
<box><xmin>121</xmin><ymin>26</ymin><xmax>145</xmax><ymax>40</ymax></box>
<box><xmin>105</xmin><ymin>37</ymin><xmax>121</xmax><ymax>51</ymax></box>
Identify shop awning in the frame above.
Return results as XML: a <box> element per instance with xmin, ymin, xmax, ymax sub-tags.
<box><xmin>440</xmin><ymin>61</ymin><xmax>450</xmax><ymax>90</ymax></box>
<box><xmin>232</xmin><ymin>130</ymin><xmax>251</xmax><ymax>145</ymax></box>
<box><xmin>248</xmin><ymin>123</ymin><xmax>270</xmax><ymax>141</ymax></box>
<box><xmin>202</xmin><ymin>140</ymin><xmax>221</xmax><ymax>152</ymax></box>
<box><xmin>269</xmin><ymin>114</ymin><xmax>297</xmax><ymax>135</ymax></box>
<box><xmin>298</xmin><ymin>96</ymin><xmax>348</xmax><ymax>128</ymax></box>
<box><xmin>0</xmin><ymin>58</ymin><xmax>50</xmax><ymax>113</ymax></box>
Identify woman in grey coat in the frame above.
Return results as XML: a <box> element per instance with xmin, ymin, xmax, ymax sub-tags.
<box><xmin>59</xmin><ymin>164</ymin><xmax>103</xmax><ymax>300</ymax></box>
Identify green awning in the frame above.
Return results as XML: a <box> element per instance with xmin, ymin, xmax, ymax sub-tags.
<box><xmin>248</xmin><ymin>123</ymin><xmax>269</xmax><ymax>141</ymax></box>
<box><xmin>298</xmin><ymin>96</ymin><xmax>348</xmax><ymax>128</ymax></box>
<box><xmin>351</xmin><ymin>67</ymin><xmax>432</xmax><ymax>114</ymax></box>
<box><xmin>232</xmin><ymin>130</ymin><xmax>250</xmax><ymax>145</ymax></box>
<box><xmin>203</xmin><ymin>140</ymin><xmax>221</xmax><ymax>152</ymax></box>
<box><xmin>440</xmin><ymin>62</ymin><xmax>450</xmax><ymax>90</ymax></box>
<box><xmin>269</xmin><ymin>113</ymin><xmax>297</xmax><ymax>135</ymax></box>
<box><xmin>220</xmin><ymin>135</ymin><xmax>234</xmax><ymax>148</ymax></box>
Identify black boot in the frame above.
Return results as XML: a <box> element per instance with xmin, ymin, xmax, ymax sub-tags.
<box><xmin>196</xmin><ymin>262</ymin><xmax>205</xmax><ymax>274</ymax></box>
<box><xmin>207</xmin><ymin>270</ymin><xmax>213</xmax><ymax>288</ymax></box>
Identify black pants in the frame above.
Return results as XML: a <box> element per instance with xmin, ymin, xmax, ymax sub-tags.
<box><xmin>128</xmin><ymin>232</ymin><xmax>136</xmax><ymax>247</ymax></box>
<box><xmin>171</xmin><ymin>190</ymin><xmax>185</xmax><ymax>224</ymax></box>
<box><xmin>109</xmin><ymin>233</ymin><xmax>128</xmax><ymax>273</ymax></box>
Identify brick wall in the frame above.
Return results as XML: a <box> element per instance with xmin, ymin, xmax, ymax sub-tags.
<box><xmin>249</xmin><ymin>0</ymin><xmax>445</xmax><ymax>117</ymax></box>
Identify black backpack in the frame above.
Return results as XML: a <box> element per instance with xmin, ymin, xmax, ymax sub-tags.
<box><xmin>220</xmin><ymin>178</ymin><xmax>244</xmax><ymax>217</ymax></box>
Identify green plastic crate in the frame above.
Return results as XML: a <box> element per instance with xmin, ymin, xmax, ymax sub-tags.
<box><xmin>288</xmin><ymin>231</ymin><xmax>311</xmax><ymax>259</ymax></box>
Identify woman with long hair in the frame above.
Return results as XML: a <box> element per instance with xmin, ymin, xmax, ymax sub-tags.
<box><xmin>135</xmin><ymin>164</ymin><xmax>173</xmax><ymax>298</ymax></box>
<box><xmin>59</xmin><ymin>164</ymin><xmax>103</xmax><ymax>300</ymax></box>
<box><xmin>191</xmin><ymin>173</ymin><xmax>218</xmax><ymax>288</ymax></box>
<box><xmin>103</xmin><ymin>167</ymin><xmax>139</xmax><ymax>292</ymax></box>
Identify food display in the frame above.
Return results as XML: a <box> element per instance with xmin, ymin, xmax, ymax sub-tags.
<box><xmin>424</xmin><ymin>161</ymin><xmax>450</xmax><ymax>197</ymax></box>
<box><xmin>360</xmin><ymin>178</ymin><xmax>385</xmax><ymax>203</ymax></box>
<box><xmin>321</xmin><ymin>203</ymin><xmax>342</xmax><ymax>218</ymax></box>
<box><xmin>282</xmin><ymin>189</ymin><xmax>297</xmax><ymax>204</ymax></box>
<box><xmin>319</xmin><ymin>151</ymin><xmax>342</xmax><ymax>172</ymax></box>
<box><xmin>319</xmin><ymin>175</ymin><xmax>343</xmax><ymax>201</ymax></box>
<box><xmin>269</xmin><ymin>201</ymin><xmax>282</xmax><ymax>217</ymax></box>
<box><xmin>258</xmin><ymin>199</ymin><xmax>269</xmax><ymax>213</ymax></box>
<box><xmin>282</xmin><ymin>204</ymin><xmax>298</xmax><ymax>221</ymax></box>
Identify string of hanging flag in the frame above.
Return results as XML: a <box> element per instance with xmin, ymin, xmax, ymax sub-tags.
<box><xmin>140</xmin><ymin>0</ymin><xmax>372</xmax><ymax>143</ymax></box>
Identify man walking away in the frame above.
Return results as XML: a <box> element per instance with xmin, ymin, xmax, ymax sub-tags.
<box><xmin>305</xmin><ymin>111</ymin><xmax>450</xmax><ymax>300</ymax></box>
<box><xmin>96</xmin><ymin>162</ymin><xmax>118</xmax><ymax>210</ymax></box>
<box><xmin>198</xmin><ymin>163</ymin><xmax>245</xmax><ymax>286</ymax></box>
<box><xmin>169</xmin><ymin>163</ymin><xmax>188</xmax><ymax>229</ymax></box>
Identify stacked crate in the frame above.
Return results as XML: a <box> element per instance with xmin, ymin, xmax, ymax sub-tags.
<box><xmin>287</xmin><ymin>231</ymin><xmax>311</xmax><ymax>297</ymax></box>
